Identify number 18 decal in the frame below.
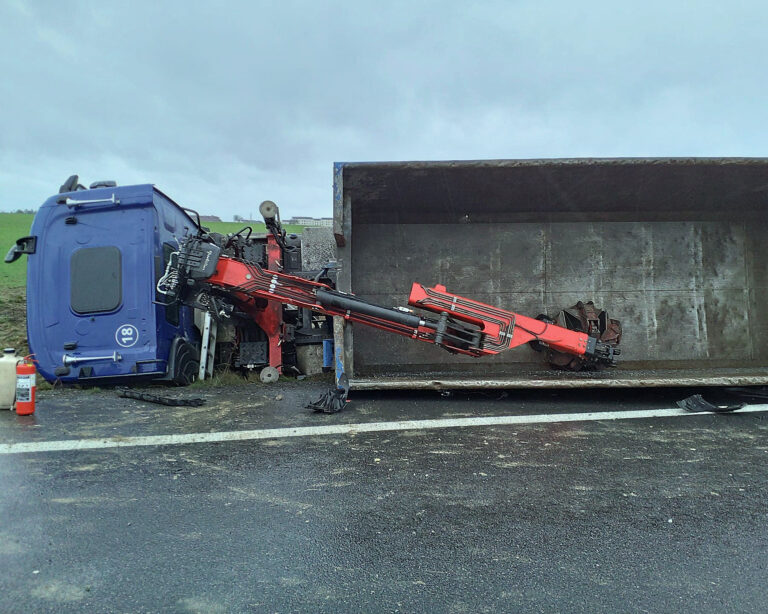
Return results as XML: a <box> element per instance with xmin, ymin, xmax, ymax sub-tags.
<box><xmin>115</xmin><ymin>324</ymin><xmax>139</xmax><ymax>348</ymax></box>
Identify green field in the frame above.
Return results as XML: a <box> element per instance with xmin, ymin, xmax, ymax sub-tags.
<box><xmin>1</xmin><ymin>214</ymin><xmax>34</xmax><ymax>352</ymax></box>
<box><xmin>0</xmin><ymin>213</ymin><xmax>306</xmax><ymax>291</ymax></box>
<box><xmin>0</xmin><ymin>213</ymin><xmax>34</xmax><ymax>289</ymax></box>
<box><xmin>0</xmin><ymin>212</ymin><xmax>307</xmax><ymax>353</ymax></box>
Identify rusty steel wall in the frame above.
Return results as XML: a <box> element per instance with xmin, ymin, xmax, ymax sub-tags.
<box><xmin>333</xmin><ymin>159</ymin><xmax>768</xmax><ymax>388</ymax></box>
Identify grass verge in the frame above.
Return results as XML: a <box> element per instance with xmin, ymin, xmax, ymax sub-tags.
<box><xmin>0</xmin><ymin>286</ymin><xmax>27</xmax><ymax>354</ymax></box>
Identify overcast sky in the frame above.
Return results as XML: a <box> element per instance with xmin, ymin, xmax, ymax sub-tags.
<box><xmin>1</xmin><ymin>1</ymin><xmax>766</xmax><ymax>220</ymax></box>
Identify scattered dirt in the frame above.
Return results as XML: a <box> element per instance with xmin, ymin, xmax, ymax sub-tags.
<box><xmin>0</xmin><ymin>286</ymin><xmax>27</xmax><ymax>354</ymax></box>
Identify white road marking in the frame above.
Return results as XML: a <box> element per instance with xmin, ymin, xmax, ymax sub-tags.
<box><xmin>0</xmin><ymin>405</ymin><xmax>766</xmax><ymax>455</ymax></box>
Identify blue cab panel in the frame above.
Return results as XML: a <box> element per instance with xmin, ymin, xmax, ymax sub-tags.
<box><xmin>26</xmin><ymin>184</ymin><xmax>200</xmax><ymax>383</ymax></box>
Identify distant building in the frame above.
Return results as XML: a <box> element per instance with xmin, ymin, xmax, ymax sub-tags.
<box><xmin>200</xmin><ymin>215</ymin><xmax>222</xmax><ymax>222</ymax></box>
<box><xmin>285</xmin><ymin>216</ymin><xmax>333</xmax><ymax>227</ymax></box>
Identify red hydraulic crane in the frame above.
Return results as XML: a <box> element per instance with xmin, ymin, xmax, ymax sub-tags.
<box><xmin>158</xmin><ymin>236</ymin><xmax>621</xmax><ymax>373</ymax></box>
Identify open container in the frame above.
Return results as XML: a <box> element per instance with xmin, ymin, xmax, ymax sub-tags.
<box><xmin>333</xmin><ymin>158</ymin><xmax>768</xmax><ymax>389</ymax></box>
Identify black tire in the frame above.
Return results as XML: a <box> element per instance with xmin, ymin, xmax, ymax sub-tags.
<box><xmin>172</xmin><ymin>342</ymin><xmax>199</xmax><ymax>386</ymax></box>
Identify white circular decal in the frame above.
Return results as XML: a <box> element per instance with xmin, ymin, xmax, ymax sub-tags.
<box><xmin>115</xmin><ymin>324</ymin><xmax>139</xmax><ymax>348</ymax></box>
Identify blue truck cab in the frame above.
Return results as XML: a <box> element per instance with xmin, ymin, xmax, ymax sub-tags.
<box><xmin>8</xmin><ymin>179</ymin><xmax>202</xmax><ymax>384</ymax></box>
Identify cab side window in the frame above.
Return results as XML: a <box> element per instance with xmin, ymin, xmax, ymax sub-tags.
<box><xmin>71</xmin><ymin>246</ymin><xmax>122</xmax><ymax>313</ymax></box>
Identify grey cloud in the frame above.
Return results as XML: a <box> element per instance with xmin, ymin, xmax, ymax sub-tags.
<box><xmin>1</xmin><ymin>0</ymin><xmax>766</xmax><ymax>219</ymax></box>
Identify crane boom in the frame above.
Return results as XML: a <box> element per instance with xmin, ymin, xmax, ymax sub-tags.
<box><xmin>158</xmin><ymin>236</ymin><xmax>620</xmax><ymax>369</ymax></box>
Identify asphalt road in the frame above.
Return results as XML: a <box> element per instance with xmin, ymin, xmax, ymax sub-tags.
<box><xmin>0</xmin><ymin>383</ymin><xmax>766</xmax><ymax>613</ymax></box>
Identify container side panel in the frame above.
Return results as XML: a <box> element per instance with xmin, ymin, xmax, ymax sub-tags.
<box><xmin>341</xmin><ymin>159</ymin><xmax>768</xmax><ymax>384</ymax></box>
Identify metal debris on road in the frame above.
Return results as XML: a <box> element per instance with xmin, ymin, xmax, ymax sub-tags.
<box><xmin>116</xmin><ymin>388</ymin><xmax>206</xmax><ymax>407</ymax></box>
<box><xmin>676</xmin><ymin>394</ymin><xmax>745</xmax><ymax>413</ymax></box>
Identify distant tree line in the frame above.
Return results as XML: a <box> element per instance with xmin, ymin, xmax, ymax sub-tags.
<box><xmin>11</xmin><ymin>209</ymin><xmax>36</xmax><ymax>214</ymax></box>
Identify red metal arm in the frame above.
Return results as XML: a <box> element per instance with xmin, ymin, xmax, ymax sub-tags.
<box><xmin>160</xmin><ymin>237</ymin><xmax>618</xmax><ymax>366</ymax></box>
<box><xmin>205</xmin><ymin>256</ymin><xmax>456</xmax><ymax>347</ymax></box>
<box><xmin>199</xmin><ymin>255</ymin><xmax>613</xmax><ymax>364</ymax></box>
<box><xmin>408</xmin><ymin>283</ymin><xmax>591</xmax><ymax>357</ymax></box>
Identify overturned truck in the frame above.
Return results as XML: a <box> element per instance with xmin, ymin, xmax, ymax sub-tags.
<box><xmin>5</xmin><ymin>179</ymin><xmax>337</xmax><ymax>385</ymax></box>
<box><xmin>8</xmin><ymin>158</ymin><xmax>768</xmax><ymax>392</ymax></box>
<box><xmin>331</xmin><ymin>158</ymin><xmax>768</xmax><ymax>389</ymax></box>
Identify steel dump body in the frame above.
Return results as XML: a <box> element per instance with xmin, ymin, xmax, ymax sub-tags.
<box><xmin>333</xmin><ymin>158</ymin><xmax>768</xmax><ymax>389</ymax></box>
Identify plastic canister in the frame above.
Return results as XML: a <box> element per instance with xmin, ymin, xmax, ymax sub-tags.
<box><xmin>0</xmin><ymin>348</ymin><xmax>18</xmax><ymax>410</ymax></box>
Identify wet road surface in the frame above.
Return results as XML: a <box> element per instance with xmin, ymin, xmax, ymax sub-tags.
<box><xmin>0</xmin><ymin>383</ymin><xmax>766</xmax><ymax>613</ymax></box>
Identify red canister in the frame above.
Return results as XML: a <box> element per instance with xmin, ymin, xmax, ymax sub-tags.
<box><xmin>15</xmin><ymin>358</ymin><xmax>36</xmax><ymax>415</ymax></box>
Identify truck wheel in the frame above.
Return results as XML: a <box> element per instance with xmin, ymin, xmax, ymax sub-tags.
<box><xmin>172</xmin><ymin>342</ymin><xmax>199</xmax><ymax>386</ymax></box>
<box><xmin>259</xmin><ymin>366</ymin><xmax>279</xmax><ymax>383</ymax></box>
